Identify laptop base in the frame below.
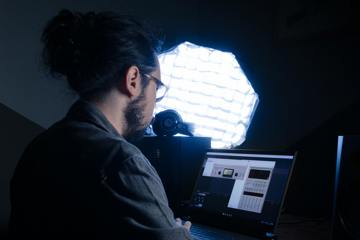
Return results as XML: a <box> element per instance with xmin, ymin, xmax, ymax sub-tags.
<box><xmin>191</xmin><ymin>223</ymin><xmax>271</xmax><ymax>240</ymax></box>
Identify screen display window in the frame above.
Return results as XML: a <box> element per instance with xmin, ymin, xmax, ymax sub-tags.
<box><xmin>190</xmin><ymin>151</ymin><xmax>294</xmax><ymax>227</ymax></box>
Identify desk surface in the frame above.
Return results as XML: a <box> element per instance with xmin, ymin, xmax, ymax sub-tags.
<box><xmin>0</xmin><ymin>214</ymin><xmax>332</xmax><ymax>240</ymax></box>
<box><xmin>276</xmin><ymin>214</ymin><xmax>331</xmax><ymax>240</ymax></box>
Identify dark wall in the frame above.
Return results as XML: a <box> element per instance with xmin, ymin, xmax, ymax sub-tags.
<box><xmin>0</xmin><ymin>103</ymin><xmax>44</xmax><ymax>236</ymax></box>
<box><xmin>285</xmin><ymin>100</ymin><xmax>360</xmax><ymax>217</ymax></box>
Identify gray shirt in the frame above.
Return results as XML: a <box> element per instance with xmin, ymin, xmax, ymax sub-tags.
<box><xmin>10</xmin><ymin>99</ymin><xmax>192</xmax><ymax>240</ymax></box>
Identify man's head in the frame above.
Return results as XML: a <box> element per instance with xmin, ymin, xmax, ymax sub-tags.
<box><xmin>41</xmin><ymin>9</ymin><xmax>164</xmax><ymax>140</ymax></box>
<box><xmin>123</xmin><ymin>64</ymin><xmax>162</xmax><ymax>142</ymax></box>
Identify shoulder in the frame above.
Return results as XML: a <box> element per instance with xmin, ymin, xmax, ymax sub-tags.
<box><xmin>103</xmin><ymin>139</ymin><xmax>155</xmax><ymax>176</ymax></box>
<box><xmin>23</xmin><ymin>118</ymin><xmax>146</xmax><ymax>166</ymax></box>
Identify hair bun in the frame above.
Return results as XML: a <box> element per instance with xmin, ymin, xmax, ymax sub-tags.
<box><xmin>41</xmin><ymin>9</ymin><xmax>85</xmax><ymax>76</ymax></box>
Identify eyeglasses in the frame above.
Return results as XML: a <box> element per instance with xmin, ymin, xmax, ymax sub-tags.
<box><xmin>144</xmin><ymin>74</ymin><xmax>169</xmax><ymax>102</ymax></box>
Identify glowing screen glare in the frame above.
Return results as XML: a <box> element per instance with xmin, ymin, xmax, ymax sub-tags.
<box><xmin>156</xmin><ymin>42</ymin><xmax>259</xmax><ymax>148</ymax></box>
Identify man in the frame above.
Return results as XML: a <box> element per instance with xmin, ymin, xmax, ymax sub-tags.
<box><xmin>9</xmin><ymin>9</ymin><xmax>192</xmax><ymax>239</ymax></box>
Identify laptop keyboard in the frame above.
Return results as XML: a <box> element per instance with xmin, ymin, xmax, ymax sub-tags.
<box><xmin>190</xmin><ymin>223</ymin><xmax>258</xmax><ymax>240</ymax></box>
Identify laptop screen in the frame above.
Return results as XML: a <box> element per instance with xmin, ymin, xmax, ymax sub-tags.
<box><xmin>188</xmin><ymin>149</ymin><xmax>296</xmax><ymax>236</ymax></box>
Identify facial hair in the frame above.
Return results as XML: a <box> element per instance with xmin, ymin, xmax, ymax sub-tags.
<box><xmin>123</xmin><ymin>90</ymin><xmax>149</xmax><ymax>143</ymax></box>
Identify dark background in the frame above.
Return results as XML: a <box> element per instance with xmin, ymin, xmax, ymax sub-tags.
<box><xmin>1</xmin><ymin>0</ymin><xmax>359</xmax><ymax>236</ymax></box>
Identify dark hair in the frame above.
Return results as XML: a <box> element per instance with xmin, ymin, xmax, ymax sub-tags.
<box><xmin>41</xmin><ymin>9</ymin><xmax>162</xmax><ymax>100</ymax></box>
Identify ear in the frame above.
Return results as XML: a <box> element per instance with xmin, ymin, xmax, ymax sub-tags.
<box><xmin>123</xmin><ymin>66</ymin><xmax>142</xmax><ymax>99</ymax></box>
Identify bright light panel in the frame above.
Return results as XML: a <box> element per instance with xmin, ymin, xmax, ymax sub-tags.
<box><xmin>156</xmin><ymin>41</ymin><xmax>259</xmax><ymax>148</ymax></box>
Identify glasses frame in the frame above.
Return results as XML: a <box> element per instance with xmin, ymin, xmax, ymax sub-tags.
<box><xmin>144</xmin><ymin>74</ymin><xmax>169</xmax><ymax>102</ymax></box>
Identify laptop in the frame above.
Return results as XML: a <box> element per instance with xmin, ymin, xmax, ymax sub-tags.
<box><xmin>182</xmin><ymin>149</ymin><xmax>296</xmax><ymax>240</ymax></box>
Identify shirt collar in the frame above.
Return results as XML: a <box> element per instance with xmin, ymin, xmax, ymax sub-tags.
<box><xmin>66</xmin><ymin>98</ymin><xmax>121</xmax><ymax>138</ymax></box>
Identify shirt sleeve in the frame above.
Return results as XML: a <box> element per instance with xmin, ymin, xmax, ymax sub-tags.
<box><xmin>100</xmin><ymin>153</ymin><xmax>193</xmax><ymax>240</ymax></box>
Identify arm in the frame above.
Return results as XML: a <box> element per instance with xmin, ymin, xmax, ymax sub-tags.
<box><xmin>100</xmin><ymin>154</ymin><xmax>193</xmax><ymax>240</ymax></box>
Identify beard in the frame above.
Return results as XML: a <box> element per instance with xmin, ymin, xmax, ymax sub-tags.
<box><xmin>123</xmin><ymin>91</ymin><xmax>149</xmax><ymax>144</ymax></box>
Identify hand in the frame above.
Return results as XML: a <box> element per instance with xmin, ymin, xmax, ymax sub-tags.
<box><xmin>175</xmin><ymin>218</ymin><xmax>191</xmax><ymax>231</ymax></box>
